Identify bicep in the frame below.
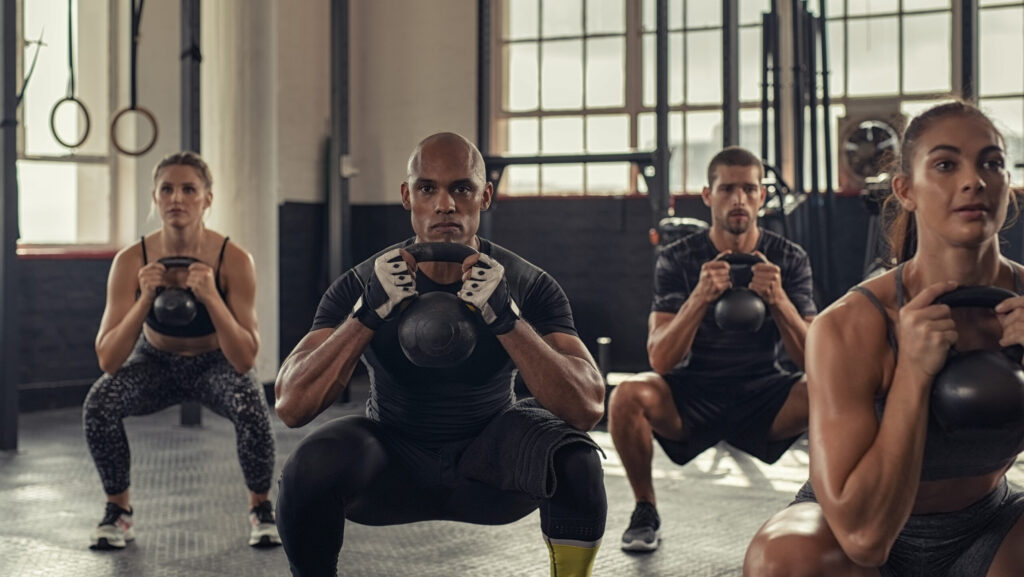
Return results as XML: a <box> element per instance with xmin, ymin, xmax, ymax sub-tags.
<box><xmin>97</xmin><ymin>255</ymin><xmax>141</xmax><ymax>340</ymax></box>
<box><xmin>223</xmin><ymin>252</ymin><xmax>259</xmax><ymax>333</ymax></box>
<box><xmin>806</xmin><ymin>316</ymin><xmax>884</xmax><ymax>504</ymax></box>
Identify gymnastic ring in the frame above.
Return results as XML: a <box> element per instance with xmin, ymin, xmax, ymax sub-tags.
<box><xmin>110</xmin><ymin>106</ymin><xmax>159</xmax><ymax>156</ymax></box>
<box><xmin>49</xmin><ymin>96</ymin><xmax>91</xmax><ymax>149</ymax></box>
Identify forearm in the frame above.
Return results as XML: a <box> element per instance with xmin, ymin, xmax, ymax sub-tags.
<box><xmin>500</xmin><ymin>322</ymin><xmax>605</xmax><ymax>431</ymax></box>
<box><xmin>770</xmin><ymin>298</ymin><xmax>810</xmax><ymax>369</ymax></box>
<box><xmin>648</xmin><ymin>300</ymin><xmax>707</xmax><ymax>374</ymax></box>
<box><xmin>95</xmin><ymin>300</ymin><xmax>151</xmax><ymax>374</ymax></box>
<box><xmin>275</xmin><ymin>318</ymin><xmax>372</xmax><ymax>427</ymax></box>
<box><xmin>205</xmin><ymin>298</ymin><xmax>260</xmax><ymax>373</ymax></box>
<box><xmin>825</xmin><ymin>368</ymin><xmax>931</xmax><ymax>563</ymax></box>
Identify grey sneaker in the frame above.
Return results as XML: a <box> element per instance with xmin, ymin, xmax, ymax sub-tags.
<box><xmin>248</xmin><ymin>501</ymin><xmax>282</xmax><ymax>548</ymax></box>
<box><xmin>621</xmin><ymin>501</ymin><xmax>661</xmax><ymax>552</ymax></box>
<box><xmin>90</xmin><ymin>502</ymin><xmax>135</xmax><ymax>550</ymax></box>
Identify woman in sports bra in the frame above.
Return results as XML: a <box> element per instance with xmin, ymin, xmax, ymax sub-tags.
<box><xmin>82</xmin><ymin>151</ymin><xmax>280</xmax><ymax>551</ymax></box>
<box><xmin>744</xmin><ymin>101</ymin><xmax>1024</xmax><ymax>576</ymax></box>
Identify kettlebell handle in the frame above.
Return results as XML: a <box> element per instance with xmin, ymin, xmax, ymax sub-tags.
<box><xmin>403</xmin><ymin>242</ymin><xmax>478</xmax><ymax>265</ymax></box>
<box><xmin>933</xmin><ymin>285</ymin><xmax>1017</xmax><ymax>309</ymax></box>
<box><xmin>717</xmin><ymin>252</ymin><xmax>763</xmax><ymax>268</ymax></box>
<box><xmin>158</xmin><ymin>256</ymin><xmax>200</xmax><ymax>269</ymax></box>
<box><xmin>933</xmin><ymin>285</ymin><xmax>1023</xmax><ymax>363</ymax></box>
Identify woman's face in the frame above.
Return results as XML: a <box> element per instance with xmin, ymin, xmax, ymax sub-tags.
<box><xmin>153</xmin><ymin>164</ymin><xmax>211</xmax><ymax>226</ymax></box>
<box><xmin>897</xmin><ymin>114</ymin><xmax>1011</xmax><ymax>250</ymax></box>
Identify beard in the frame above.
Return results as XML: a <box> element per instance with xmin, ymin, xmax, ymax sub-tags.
<box><xmin>723</xmin><ymin>211</ymin><xmax>752</xmax><ymax>235</ymax></box>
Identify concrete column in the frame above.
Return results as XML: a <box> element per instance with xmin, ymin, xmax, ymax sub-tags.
<box><xmin>202</xmin><ymin>0</ymin><xmax>280</xmax><ymax>381</ymax></box>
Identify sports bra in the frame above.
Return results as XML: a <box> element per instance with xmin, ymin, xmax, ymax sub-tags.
<box><xmin>850</xmin><ymin>262</ymin><xmax>1024</xmax><ymax>480</ymax></box>
<box><xmin>141</xmin><ymin>236</ymin><xmax>229</xmax><ymax>338</ymax></box>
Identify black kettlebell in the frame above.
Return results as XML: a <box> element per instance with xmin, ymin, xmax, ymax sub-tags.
<box><xmin>712</xmin><ymin>253</ymin><xmax>767</xmax><ymax>332</ymax></box>
<box><xmin>397</xmin><ymin>243</ymin><xmax>482</xmax><ymax>368</ymax></box>
<box><xmin>930</xmin><ymin>286</ymin><xmax>1024</xmax><ymax>433</ymax></box>
<box><xmin>153</xmin><ymin>256</ymin><xmax>199</xmax><ymax>327</ymax></box>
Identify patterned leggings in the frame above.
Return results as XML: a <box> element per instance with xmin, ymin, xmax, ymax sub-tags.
<box><xmin>83</xmin><ymin>337</ymin><xmax>275</xmax><ymax>495</ymax></box>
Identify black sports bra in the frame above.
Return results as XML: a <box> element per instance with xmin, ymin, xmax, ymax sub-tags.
<box><xmin>141</xmin><ymin>236</ymin><xmax>229</xmax><ymax>338</ymax></box>
<box><xmin>851</xmin><ymin>262</ymin><xmax>1024</xmax><ymax>481</ymax></box>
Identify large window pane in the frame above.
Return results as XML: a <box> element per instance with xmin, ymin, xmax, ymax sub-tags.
<box><xmin>587</xmin><ymin>164</ymin><xmax>630</xmax><ymax>194</ymax></box>
<box><xmin>541</xmin><ymin>40</ymin><xmax>583</xmax><ymax>109</ymax></box>
<box><xmin>979</xmin><ymin>97</ymin><xmax>1024</xmax><ymax>185</ymax></box>
<box><xmin>903</xmin><ymin>0</ymin><xmax>951</xmax><ymax>11</ymax></box>
<box><xmin>542</xmin><ymin>116</ymin><xmax>584</xmax><ymax>152</ymax></box>
<box><xmin>739</xmin><ymin>108</ymin><xmax>763</xmax><ymax>160</ymax></box>
<box><xmin>848</xmin><ymin>0</ymin><xmax>898</xmax><ymax>15</ymax></box>
<box><xmin>541</xmin><ymin>165</ymin><xmax>585</xmax><ymax>194</ymax></box>
<box><xmin>505</xmin><ymin>165</ymin><xmax>540</xmax><ymax>195</ymax></box>
<box><xmin>644</xmin><ymin>32</ymin><xmax>684</xmax><ymax>106</ymax></box>
<box><xmin>586</xmin><ymin>38</ymin><xmax>625</xmax><ymax>108</ymax></box>
<box><xmin>903</xmin><ymin>12</ymin><xmax>951</xmax><ymax>94</ymax></box>
<box><xmin>507</xmin><ymin>0</ymin><xmax>539</xmax><ymax>40</ymax></box>
<box><xmin>507</xmin><ymin>44</ymin><xmax>539</xmax><ymax>111</ymax></box>
<box><xmin>980</xmin><ymin>7</ymin><xmax>1024</xmax><ymax>96</ymax></box>
<box><xmin>686</xmin><ymin>0</ymin><xmax>720</xmax><ymax>27</ymax></box>
<box><xmin>18</xmin><ymin>161</ymin><xmax>110</xmax><ymax>244</ymax></box>
<box><xmin>826</xmin><ymin>20</ymin><xmax>845</xmax><ymax>97</ymax></box>
<box><xmin>586</xmin><ymin>0</ymin><xmax>624</xmax><ymax>33</ymax></box>
<box><xmin>586</xmin><ymin>115</ymin><xmax>629</xmax><ymax>152</ymax></box>
<box><xmin>739</xmin><ymin>0</ymin><xmax>771</xmax><ymax>25</ymax></box>
<box><xmin>685</xmin><ymin>111</ymin><xmax>723</xmax><ymax>191</ymax></box>
<box><xmin>739</xmin><ymin>27</ymin><xmax>762</xmax><ymax>102</ymax></box>
<box><xmin>542</xmin><ymin>0</ymin><xmax>582</xmax><ymax>37</ymax></box>
<box><xmin>686</xmin><ymin>30</ymin><xmax>722</xmax><ymax>103</ymax></box>
<box><xmin>847</xmin><ymin>17</ymin><xmax>899</xmax><ymax>96</ymax></box>
<box><xmin>24</xmin><ymin>0</ymin><xmax>73</xmax><ymax>156</ymax></box>
<box><xmin>507</xmin><ymin>117</ymin><xmax>539</xmax><ymax>154</ymax></box>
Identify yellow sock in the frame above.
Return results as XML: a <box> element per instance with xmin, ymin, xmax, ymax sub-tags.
<box><xmin>545</xmin><ymin>536</ymin><xmax>601</xmax><ymax>577</ymax></box>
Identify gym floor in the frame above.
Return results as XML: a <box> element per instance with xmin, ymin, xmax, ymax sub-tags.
<box><xmin>5</xmin><ymin>377</ymin><xmax>1024</xmax><ymax>577</ymax></box>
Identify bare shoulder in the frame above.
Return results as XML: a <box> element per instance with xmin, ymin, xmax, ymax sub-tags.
<box><xmin>110</xmin><ymin>242</ymin><xmax>144</xmax><ymax>274</ymax></box>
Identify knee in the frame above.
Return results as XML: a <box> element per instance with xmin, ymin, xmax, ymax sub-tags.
<box><xmin>552</xmin><ymin>443</ymin><xmax>606</xmax><ymax>507</ymax></box>
<box><xmin>608</xmin><ymin>377</ymin><xmax>658</xmax><ymax>419</ymax></box>
<box><xmin>280</xmin><ymin>421</ymin><xmax>385</xmax><ymax>498</ymax></box>
<box><xmin>744</xmin><ymin>529</ymin><xmax>829</xmax><ymax>577</ymax></box>
<box><xmin>83</xmin><ymin>375</ymin><xmax>117</xmax><ymax>419</ymax></box>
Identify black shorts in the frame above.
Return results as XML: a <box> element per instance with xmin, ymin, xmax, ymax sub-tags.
<box><xmin>653</xmin><ymin>370</ymin><xmax>803</xmax><ymax>465</ymax></box>
<box><xmin>793</xmin><ymin>477</ymin><xmax>1024</xmax><ymax>576</ymax></box>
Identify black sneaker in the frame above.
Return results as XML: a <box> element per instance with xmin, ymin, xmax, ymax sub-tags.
<box><xmin>248</xmin><ymin>501</ymin><xmax>282</xmax><ymax>548</ymax></box>
<box><xmin>89</xmin><ymin>502</ymin><xmax>135</xmax><ymax>550</ymax></box>
<box><xmin>621</xmin><ymin>501</ymin><xmax>661</xmax><ymax>552</ymax></box>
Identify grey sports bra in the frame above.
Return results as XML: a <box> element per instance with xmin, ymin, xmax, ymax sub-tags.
<box><xmin>850</xmin><ymin>262</ymin><xmax>1024</xmax><ymax>481</ymax></box>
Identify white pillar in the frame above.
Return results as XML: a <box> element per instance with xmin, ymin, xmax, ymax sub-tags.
<box><xmin>202</xmin><ymin>0</ymin><xmax>280</xmax><ymax>381</ymax></box>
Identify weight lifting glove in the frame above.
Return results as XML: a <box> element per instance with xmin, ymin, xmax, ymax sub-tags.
<box><xmin>352</xmin><ymin>248</ymin><xmax>417</xmax><ymax>331</ymax></box>
<box><xmin>457</xmin><ymin>253</ymin><xmax>520</xmax><ymax>335</ymax></box>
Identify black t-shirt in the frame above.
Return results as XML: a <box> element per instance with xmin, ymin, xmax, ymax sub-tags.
<box><xmin>651</xmin><ymin>229</ymin><xmax>816</xmax><ymax>382</ymax></box>
<box><xmin>311</xmin><ymin>237</ymin><xmax>578</xmax><ymax>442</ymax></box>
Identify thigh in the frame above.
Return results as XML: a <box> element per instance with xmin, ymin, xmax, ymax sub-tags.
<box><xmin>982</xmin><ymin>483</ymin><xmax>1024</xmax><ymax>577</ymax></box>
<box><xmin>190</xmin><ymin>356</ymin><xmax>267</xmax><ymax>420</ymax></box>
<box><xmin>744</xmin><ymin>502</ymin><xmax>881</xmax><ymax>577</ymax></box>
<box><xmin>440</xmin><ymin>479</ymin><xmax>540</xmax><ymax>525</ymax></box>
<box><xmin>611</xmin><ymin>372</ymin><xmax>685</xmax><ymax>439</ymax></box>
<box><xmin>85</xmin><ymin>356</ymin><xmax>182</xmax><ymax>418</ymax></box>
<box><xmin>769</xmin><ymin>374</ymin><xmax>810</xmax><ymax>441</ymax></box>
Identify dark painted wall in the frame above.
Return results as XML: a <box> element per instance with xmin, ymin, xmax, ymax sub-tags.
<box><xmin>17</xmin><ymin>197</ymin><xmax>1024</xmax><ymax>411</ymax></box>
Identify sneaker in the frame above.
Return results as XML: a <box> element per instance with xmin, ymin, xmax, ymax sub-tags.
<box><xmin>248</xmin><ymin>501</ymin><xmax>282</xmax><ymax>548</ymax></box>
<box><xmin>89</xmin><ymin>502</ymin><xmax>135</xmax><ymax>550</ymax></box>
<box><xmin>621</xmin><ymin>501</ymin><xmax>661</xmax><ymax>552</ymax></box>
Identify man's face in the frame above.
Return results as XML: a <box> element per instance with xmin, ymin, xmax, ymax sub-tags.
<box><xmin>401</xmin><ymin>140</ymin><xmax>492</xmax><ymax>245</ymax></box>
<box><xmin>701</xmin><ymin>164</ymin><xmax>765</xmax><ymax>236</ymax></box>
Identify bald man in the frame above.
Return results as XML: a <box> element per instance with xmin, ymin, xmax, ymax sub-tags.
<box><xmin>274</xmin><ymin>133</ymin><xmax>608</xmax><ymax>577</ymax></box>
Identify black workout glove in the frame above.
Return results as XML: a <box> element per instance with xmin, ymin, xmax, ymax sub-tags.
<box><xmin>352</xmin><ymin>248</ymin><xmax>417</xmax><ymax>331</ymax></box>
<box><xmin>457</xmin><ymin>253</ymin><xmax>520</xmax><ymax>335</ymax></box>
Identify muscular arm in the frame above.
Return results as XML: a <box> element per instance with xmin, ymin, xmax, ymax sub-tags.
<box><xmin>205</xmin><ymin>246</ymin><xmax>261</xmax><ymax>374</ymax></box>
<box><xmin>274</xmin><ymin>318</ymin><xmax>373</xmax><ymax>428</ymax></box>
<box><xmin>647</xmin><ymin>301</ymin><xmax>709</xmax><ymax>374</ymax></box>
<box><xmin>808</xmin><ymin>298</ymin><xmax>931</xmax><ymax>567</ymax></box>
<box><xmin>95</xmin><ymin>249</ymin><xmax>151</xmax><ymax>374</ymax></box>
<box><xmin>500</xmin><ymin>322</ymin><xmax>605</xmax><ymax>431</ymax></box>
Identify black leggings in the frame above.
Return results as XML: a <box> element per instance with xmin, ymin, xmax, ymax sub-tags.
<box><xmin>276</xmin><ymin>415</ymin><xmax>607</xmax><ymax>577</ymax></box>
<box><xmin>83</xmin><ymin>337</ymin><xmax>275</xmax><ymax>495</ymax></box>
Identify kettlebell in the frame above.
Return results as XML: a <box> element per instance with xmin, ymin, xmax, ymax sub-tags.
<box><xmin>397</xmin><ymin>243</ymin><xmax>482</xmax><ymax>368</ymax></box>
<box><xmin>930</xmin><ymin>286</ymin><xmax>1024</xmax><ymax>433</ymax></box>
<box><xmin>712</xmin><ymin>253</ymin><xmax>767</xmax><ymax>332</ymax></box>
<box><xmin>153</xmin><ymin>256</ymin><xmax>199</xmax><ymax>327</ymax></box>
